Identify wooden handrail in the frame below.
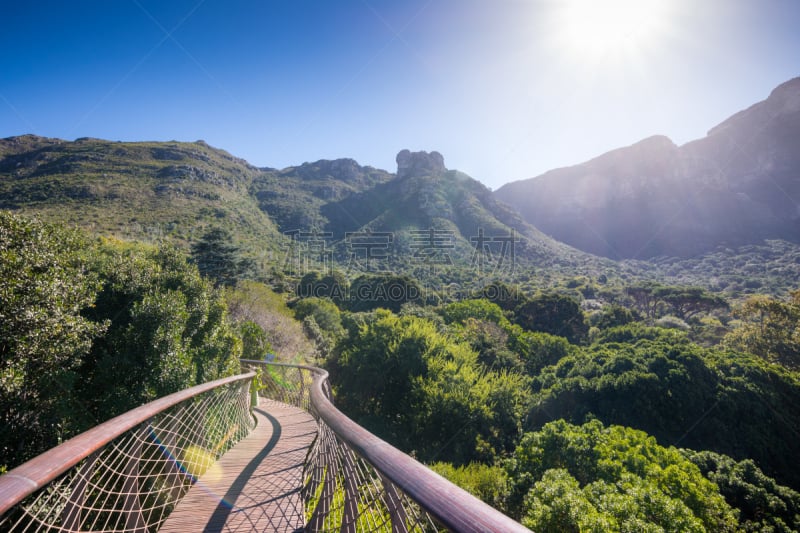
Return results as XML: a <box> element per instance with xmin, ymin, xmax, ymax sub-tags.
<box><xmin>244</xmin><ymin>360</ymin><xmax>531</xmax><ymax>532</ymax></box>
<box><xmin>0</xmin><ymin>372</ymin><xmax>255</xmax><ymax>516</ymax></box>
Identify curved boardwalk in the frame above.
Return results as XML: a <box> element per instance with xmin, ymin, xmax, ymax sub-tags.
<box><xmin>160</xmin><ymin>399</ymin><xmax>317</xmax><ymax>532</ymax></box>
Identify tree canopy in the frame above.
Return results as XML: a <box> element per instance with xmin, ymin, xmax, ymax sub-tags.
<box><xmin>506</xmin><ymin>419</ymin><xmax>739</xmax><ymax>532</ymax></box>
<box><xmin>723</xmin><ymin>291</ymin><xmax>800</xmax><ymax>370</ymax></box>
<box><xmin>529</xmin><ymin>325</ymin><xmax>800</xmax><ymax>489</ymax></box>
<box><xmin>330</xmin><ymin>310</ymin><xmax>530</xmax><ymax>464</ymax></box>
<box><xmin>190</xmin><ymin>227</ymin><xmax>252</xmax><ymax>287</ymax></box>
<box><xmin>0</xmin><ymin>213</ymin><xmax>105</xmax><ymax>465</ymax></box>
<box><xmin>1</xmin><ymin>214</ymin><xmax>243</xmax><ymax>469</ymax></box>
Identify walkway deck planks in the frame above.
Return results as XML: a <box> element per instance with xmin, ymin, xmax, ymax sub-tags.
<box><xmin>160</xmin><ymin>399</ymin><xmax>317</xmax><ymax>533</ymax></box>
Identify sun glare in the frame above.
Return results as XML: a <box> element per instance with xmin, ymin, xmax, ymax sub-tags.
<box><xmin>554</xmin><ymin>0</ymin><xmax>671</xmax><ymax>64</ymax></box>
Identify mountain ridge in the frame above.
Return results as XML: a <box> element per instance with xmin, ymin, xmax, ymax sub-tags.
<box><xmin>0</xmin><ymin>136</ymin><xmax>612</xmax><ymax>287</ymax></box>
<box><xmin>496</xmin><ymin>77</ymin><xmax>800</xmax><ymax>259</ymax></box>
<box><xmin>3</xmin><ymin>78</ymin><xmax>799</xmax><ymax>293</ymax></box>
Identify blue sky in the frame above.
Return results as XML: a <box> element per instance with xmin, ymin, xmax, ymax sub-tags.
<box><xmin>1</xmin><ymin>0</ymin><xmax>798</xmax><ymax>189</ymax></box>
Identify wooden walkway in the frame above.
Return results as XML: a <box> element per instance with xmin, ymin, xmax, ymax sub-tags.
<box><xmin>160</xmin><ymin>399</ymin><xmax>317</xmax><ymax>532</ymax></box>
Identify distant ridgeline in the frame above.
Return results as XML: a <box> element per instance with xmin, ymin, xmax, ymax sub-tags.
<box><xmin>2</xmin><ymin>79</ymin><xmax>800</xmax><ymax>295</ymax></box>
<box><xmin>496</xmin><ymin>77</ymin><xmax>800</xmax><ymax>260</ymax></box>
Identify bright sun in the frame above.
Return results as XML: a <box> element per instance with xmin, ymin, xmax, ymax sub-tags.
<box><xmin>554</xmin><ymin>0</ymin><xmax>671</xmax><ymax>64</ymax></box>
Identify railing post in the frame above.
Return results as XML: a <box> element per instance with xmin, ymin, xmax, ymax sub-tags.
<box><xmin>382</xmin><ymin>476</ymin><xmax>409</xmax><ymax>533</ymax></box>
<box><xmin>340</xmin><ymin>447</ymin><xmax>360</xmax><ymax>532</ymax></box>
<box><xmin>121</xmin><ymin>425</ymin><xmax>148</xmax><ymax>533</ymax></box>
<box><xmin>298</xmin><ymin>367</ymin><xmax>307</xmax><ymax>409</ymax></box>
<box><xmin>307</xmin><ymin>432</ymin><xmax>336</xmax><ymax>532</ymax></box>
<box><xmin>60</xmin><ymin>451</ymin><xmax>98</xmax><ymax>530</ymax></box>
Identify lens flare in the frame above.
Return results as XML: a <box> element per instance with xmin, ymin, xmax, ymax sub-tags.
<box><xmin>553</xmin><ymin>0</ymin><xmax>671</xmax><ymax>64</ymax></box>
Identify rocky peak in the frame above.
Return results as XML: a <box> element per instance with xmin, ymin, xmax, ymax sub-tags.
<box><xmin>323</xmin><ymin>158</ymin><xmax>361</xmax><ymax>181</ymax></box>
<box><xmin>290</xmin><ymin>158</ymin><xmax>362</xmax><ymax>181</ymax></box>
<box><xmin>766</xmin><ymin>77</ymin><xmax>800</xmax><ymax>115</ymax></box>
<box><xmin>709</xmin><ymin>77</ymin><xmax>800</xmax><ymax>137</ymax></box>
<box><xmin>396</xmin><ymin>149</ymin><xmax>446</xmax><ymax>179</ymax></box>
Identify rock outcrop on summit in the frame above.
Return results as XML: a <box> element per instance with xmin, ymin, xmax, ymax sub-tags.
<box><xmin>396</xmin><ymin>149</ymin><xmax>446</xmax><ymax>179</ymax></box>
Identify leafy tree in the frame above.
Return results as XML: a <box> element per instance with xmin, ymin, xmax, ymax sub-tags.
<box><xmin>625</xmin><ymin>284</ymin><xmax>727</xmax><ymax>321</ymax></box>
<box><xmin>297</xmin><ymin>270</ymin><xmax>348</xmax><ymax>305</ymax></box>
<box><xmin>686</xmin><ymin>450</ymin><xmax>800</xmax><ymax>532</ymax></box>
<box><xmin>294</xmin><ymin>296</ymin><xmax>344</xmax><ymax>358</ymax></box>
<box><xmin>723</xmin><ymin>291</ymin><xmax>800</xmax><ymax>370</ymax></box>
<box><xmin>479</xmin><ymin>281</ymin><xmax>526</xmax><ymax>312</ymax></box>
<box><xmin>529</xmin><ymin>328</ymin><xmax>800</xmax><ymax>490</ymax></box>
<box><xmin>190</xmin><ymin>227</ymin><xmax>252</xmax><ymax>287</ymax></box>
<box><xmin>441</xmin><ymin>299</ymin><xmax>527</xmax><ymax>371</ymax></box>
<box><xmin>331</xmin><ymin>310</ymin><xmax>432</xmax><ymax>442</ymax></box>
<box><xmin>440</xmin><ymin>299</ymin><xmax>510</xmax><ymax>327</ymax></box>
<box><xmin>593</xmin><ymin>322</ymin><xmax>687</xmax><ymax>345</ymax></box>
<box><xmin>507</xmin><ymin>420</ymin><xmax>739</xmax><ymax>531</ymax></box>
<box><xmin>238</xmin><ymin>320</ymin><xmax>271</xmax><ymax>360</ymax></box>
<box><xmin>80</xmin><ymin>242</ymin><xmax>240</xmax><ymax>416</ymax></box>
<box><xmin>626</xmin><ymin>282</ymin><xmax>666</xmax><ymax>319</ymax></box>
<box><xmin>513</xmin><ymin>291</ymin><xmax>587</xmax><ymax>343</ymax></box>
<box><xmin>655</xmin><ymin>286</ymin><xmax>728</xmax><ymax>320</ymax></box>
<box><xmin>301</xmin><ymin>315</ymin><xmax>331</xmax><ymax>359</ymax></box>
<box><xmin>330</xmin><ymin>310</ymin><xmax>529</xmax><ymax>464</ymax></box>
<box><xmin>0</xmin><ymin>213</ymin><xmax>105</xmax><ymax>467</ymax></box>
<box><xmin>591</xmin><ymin>304</ymin><xmax>638</xmax><ymax>330</ymax></box>
<box><xmin>457</xmin><ymin>318</ymin><xmax>522</xmax><ymax>372</ymax></box>
<box><xmin>522</xmin><ymin>469</ymin><xmax>617</xmax><ymax>532</ymax></box>
<box><xmin>294</xmin><ymin>297</ymin><xmax>343</xmax><ymax>336</ymax></box>
<box><xmin>429</xmin><ymin>462</ymin><xmax>509</xmax><ymax>510</ymax></box>
<box><xmin>507</xmin><ymin>327</ymin><xmax>575</xmax><ymax>376</ymax></box>
<box><xmin>347</xmin><ymin>274</ymin><xmax>423</xmax><ymax>313</ymax></box>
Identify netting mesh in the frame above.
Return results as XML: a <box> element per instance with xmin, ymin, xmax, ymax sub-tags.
<box><xmin>2</xmin><ymin>363</ymin><xmax>449</xmax><ymax>532</ymax></box>
<box><xmin>245</xmin><ymin>362</ymin><xmax>441</xmax><ymax>533</ymax></box>
<box><xmin>0</xmin><ymin>378</ymin><xmax>253</xmax><ymax>532</ymax></box>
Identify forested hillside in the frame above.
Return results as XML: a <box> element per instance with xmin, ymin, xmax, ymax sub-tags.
<box><xmin>4</xmin><ymin>134</ymin><xmax>798</xmax><ymax>296</ymax></box>
<box><xmin>0</xmin><ymin>135</ymin><xmax>286</xmax><ymax>262</ymax></box>
<box><xmin>3</xmin><ymin>203</ymin><xmax>800</xmax><ymax>530</ymax></box>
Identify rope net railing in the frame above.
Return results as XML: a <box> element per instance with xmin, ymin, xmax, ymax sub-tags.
<box><xmin>243</xmin><ymin>360</ymin><xmax>438</xmax><ymax>532</ymax></box>
<box><xmin>242</xmin><ymin>360</ymin><xmax>530</xmax><ymax>533</ymax></box>
<box><xmin>0</xmin><ymin>373</ymin><xmax>255</xmax><ymax>532</ymax></box>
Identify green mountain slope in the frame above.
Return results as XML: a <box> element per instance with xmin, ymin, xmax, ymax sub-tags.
<box><xmin>321</xmin><ymin>150</ymin><xmax>603</xmax><ymax>273</ymax></box>
<box><xmin>250</xmin><ymin>158</ymin><xmax>394</xmax><ymax>231</ymax></box>
<box><xmin>3</xmin><ymin>135</ymin><xmax>795</xmax><ymax>294</ymax></box>
<box><xmin>0</xmin><ymin>135</ymin><xmax>285</xmax><ymax>256</ymax></box>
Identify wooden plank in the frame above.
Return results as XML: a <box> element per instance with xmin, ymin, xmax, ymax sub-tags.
<box><xmin>160</xmin><ymin>399</ymin><xmax>316</xmax><ymax>532</ymax></box>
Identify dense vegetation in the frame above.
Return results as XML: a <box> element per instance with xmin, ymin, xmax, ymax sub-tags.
<box><xmin>2</xmin><ymin>132</ymin><xmax>800</xmax><ymax>531</ymax></box>
<box><xmin>1</xmin><ymin>212</ymin><xmax>106</xmax><ymax>464</ymax></box>
<box><xmin>0</xmin><ymin>213</ymin><xmax>283</xmax><ymax>469</ymax></box>
<box><xmin>311</xmin><ymin>274</ymin><xmax>800</xmax><ymax>531</ymax></box>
